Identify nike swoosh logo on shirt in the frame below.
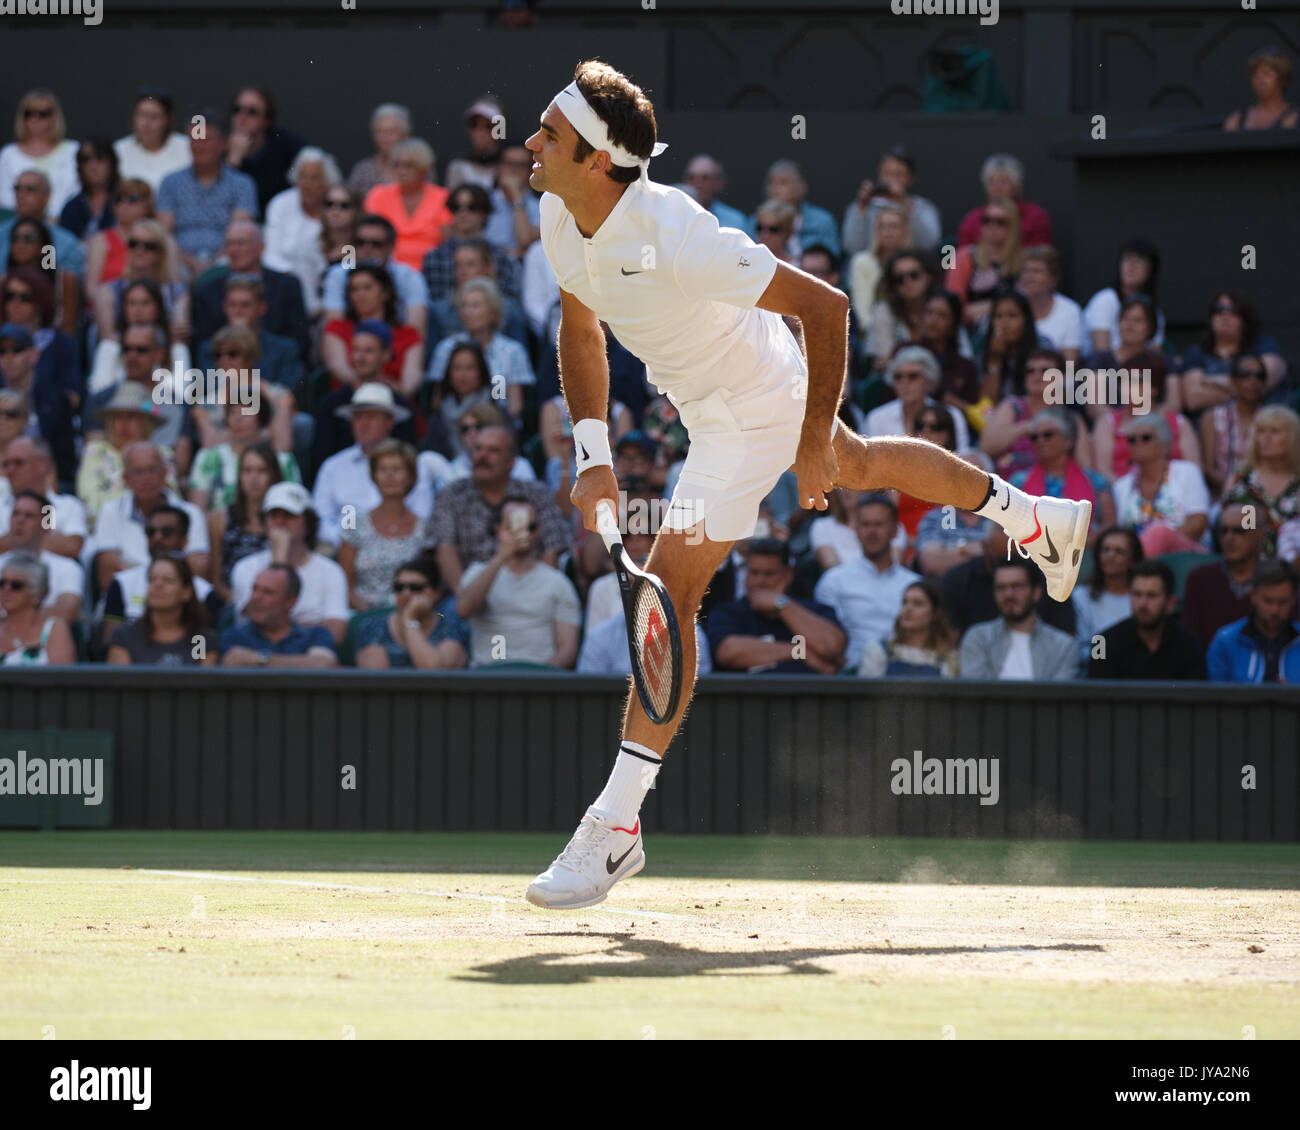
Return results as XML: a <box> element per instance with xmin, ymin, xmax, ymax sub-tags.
<box><xmin>620</xmin><ymin>268</ymin><xmax>643</xmax><ymax>276</ymax></box>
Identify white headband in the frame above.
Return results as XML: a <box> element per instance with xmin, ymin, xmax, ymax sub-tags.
<box><xmin>555</xmin><ymin>80</ymin><xmax>667</xmax><ymax>186</ymax></box>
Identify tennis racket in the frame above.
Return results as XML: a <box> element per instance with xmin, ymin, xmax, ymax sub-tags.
<box><xmin>595</xmin><ymin>499</ymin><xmax>684</xmax><ymax>725</ymax></box>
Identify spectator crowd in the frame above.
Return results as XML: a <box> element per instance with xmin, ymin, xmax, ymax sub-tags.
<box><xmin>2</xmin><ymin>60</ymin><xmax>1298</xmax><ymax>683</ymax></box>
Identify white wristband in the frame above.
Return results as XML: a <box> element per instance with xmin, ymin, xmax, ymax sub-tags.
<box><xmin>572</xmin><ymin>417</ymin><xmax>613</xmax><ymax>473</ymax></box>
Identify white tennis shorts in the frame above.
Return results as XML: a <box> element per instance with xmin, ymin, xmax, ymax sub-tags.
<box><xmin>661</xmin><ymin>379</ymin><xmax>808</xmax><ymax>543</ymax></box>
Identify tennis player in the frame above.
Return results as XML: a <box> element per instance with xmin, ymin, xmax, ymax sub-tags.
<box><xmin>524</xmin><ymin>61</ymin><xmax>1091</xmax><ymax>908</ymax></box>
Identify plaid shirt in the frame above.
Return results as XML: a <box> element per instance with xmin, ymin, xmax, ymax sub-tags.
<box><xmin>421</xmin><ymin>238</ymin><xmax>522</xmax><ymax>304</ymax></box>
<box><xmin>426</xmin><ymin>478</ymin><xmax>569</xmax><ymax>567</ymax></box>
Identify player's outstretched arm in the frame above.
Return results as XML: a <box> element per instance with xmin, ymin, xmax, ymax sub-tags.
<box><xmin>557</xmin><ymin>286</ymin><xmax>619</xmax><ymax>531</ymax></box>
<box><xmin>756</xmin><ymin>262</ymin><xmax>850</xmax><ymax>511</ymax></box>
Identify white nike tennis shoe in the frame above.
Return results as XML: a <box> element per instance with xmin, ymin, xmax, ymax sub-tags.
<box><xmin>1008</xmin><ymin>496</ymin><xmax>1093</xmax><ymax>603</ymax></box>
<box><xmin>525</xmin><ymin>807</ymin><xmax>645</xmax><ymax>910</ymax></box>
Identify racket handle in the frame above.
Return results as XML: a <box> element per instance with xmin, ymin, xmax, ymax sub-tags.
<box><xmin>595</xmin><ymin>499</ymin><xmax>622</xmax><ymax>551</ymax></box>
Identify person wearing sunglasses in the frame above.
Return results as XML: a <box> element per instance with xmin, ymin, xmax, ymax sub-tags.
<box><xmin>353</xmin><ymin>554</ymin><xmax>468</xmax><ymax>670</ymax></box>
<box><xmin>337</xmin><ymin>438</ymin><xmax>427</xmax><ymax>611</ymax></box>
<box><xmin>1179</xmin><ymin>289</ymin><xmax>1288</xmax><ymax>413</ymax></box>
<box><xmin>0</xmin><ymin>90</ymin><xmax>79</xmax><ymax>218</ymax></box>
<box><xmin>866</xmin><ymin>346</ymin><xmax>971</xmax><ymax>451</ymax></box>
<box><xmin>59</xmin><ymin>137</ymin><xmax>119</xmax><ymax>240</ymax></box>
<box><xmin>752</xmin><ymin>158</ymin><xmax>840</xmax><ymax>258</ymax></box>
<box><xmin>0</xmin><ymin>551</ymin><xmax>75</xmax><ymax>666</ymax></box>
<box><xmin>113</xmin><ymin>89</ymin><xmax>192</xmax><ymax>192</ymax></box>
<box><xmin>317</xmin><ymin>187</ymin><xmax>359</xmax><ymax>286</ymax></box>
<box><xmin>0</xmin><ymin>169</ymin><xmax>86</xmax><ymax>282</ymax></box>
<box><xmin>0</xmin><ymin>489</ymin><xmax>83</xmax><ymax>624</ymax></box>
<box><xmin>1112</xmin><ymin>413</ymin><xmax>1212</xmax><ymax>557</ymax></box>
<box><xmin>752</xmin><ymin>198</ymin><xmax>797</xmax><ymax>265</ymax></box>
<box><xmin>422</xmin><ymin>184</ymin><xmax>521</xmax><ymax>304</ymax></box>
<box><xmin>225</xmin><ymin>87</ymin><xmax>307</xmax><ymax>218</ymax></box>
<box><xmin>263</xmin><ymin>147</ymin><xmax>343</xmax><ymax>319</ymax></box>
<box><xmin>1180</xmin><ymin>504</ymin><xmax>1265</xmax><ymax>650</ymax></box>
<box><xmin>4</xmin><ymin>216</ymin><xmax>79</xmax><ymax>335</ymax></box>
<box><xmin>1092</xmin><ymin>353</ymin><xmax>1199</xmax><ymax>482</ymax></box>
<box><xmin>947</xmin><ymin>198</ymin><xmax>1024</xmax><ymax>330</ymax></box>
<box><xmin>92</xmin><ymin>218</ymin><xmax>188</xmax><ymax>349</ymax></box>
<box><xmin>954</xmin><ymin>152</ymin><xmax>1053</xmax><ymax>252</ymax></box>
<box><xmin>1008</xmin><ymin>409</ymin><xmax>1115</xmax><ymax>550</ymax></box>
<box><xmin>1199</xmin><ymin>353</ymin><xmax>1268</xmax><ymax>496</ymax></box>
<box><xmin>83</xmin><ymin>178</ymin><xmax>158</xmax><ymax>310</ymax></box>
<box><xmin>847</xmin><ymin>201</ymin><xmax>910</xmax><ymax>334</ymax></box>
<box><xmin>321</xmin><ymin>265</ymin><xmax>424</xmax><ymax>397</ymax></box>
<box><xmin>319</xmin><ymin>213</ymin><xmax>429</xmax><ymax>340</ymax></box>
<box><xmin>868</xmin><ymin>250</ymin><xmax>935</xmax><ymax>374</ymax></box>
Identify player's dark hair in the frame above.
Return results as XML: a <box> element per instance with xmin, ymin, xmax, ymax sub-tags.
<box><xmin>1132</xmin><ymin>558</ymin><xmax>1176</xmax><ymax>598</ymax></box>
<box><xmin>857</xmin><ymin>492</ymin><xmax>898</xmax><ymax>523</ymax></box>
<box><xmin>571</xmin><ymin>60</ymin><xmax>659</xmax><ymax>186</ymax></box>
<box><xmin>1088</xmin><ymin>526</ymin><xmax>1143</xmax><ymax>599</ymax></box>
<box><xmin>1252</xmin><ymin>557</ymin><xmax>1299</xmax><ymax>592</ymax></box>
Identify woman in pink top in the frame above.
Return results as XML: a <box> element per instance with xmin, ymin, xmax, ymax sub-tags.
<box><xmin>362</xmin><ymin>138</ymin><xmax>452</xmax><ymax>272</ymax></box>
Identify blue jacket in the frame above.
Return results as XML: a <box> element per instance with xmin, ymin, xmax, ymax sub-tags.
<box><xmin>1206</xmin><ymin>616</ymin><xmax>1300</xmax><ymax>683</ymax></box>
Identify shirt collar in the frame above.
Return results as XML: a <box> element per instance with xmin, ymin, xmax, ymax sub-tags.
<box><xmin>582</xmin><ymin>180</ymin><xmax>641</xmax><ymax>245</ymax></box>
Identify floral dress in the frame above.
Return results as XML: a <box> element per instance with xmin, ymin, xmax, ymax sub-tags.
<box><xmin>1224</xmin><ymin>470</ymin><xmax>1300</xmax><ymax>556</ymax></box>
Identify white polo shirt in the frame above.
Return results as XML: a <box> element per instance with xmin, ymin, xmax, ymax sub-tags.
<box><xmin>0</xmin><ymin>548</ymin><xmax>83</xmax><ymax>609</ymax></box>
<box><xmin>540</xmin><ymin>179</ymin><xmax>803</xmax><ymax>426</ymax></box>
<box><xmin>0</xmin><ymin>490</ymin><xmax>88</xmax><ymax>542</ymax></box>
<box><xmin>92</xmin><ymin>491</ymin><xmax>210</xmax><ymax>571</ymax></box>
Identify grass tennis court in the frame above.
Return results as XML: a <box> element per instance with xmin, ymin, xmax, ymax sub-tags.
<box><xmin>2</xmin><ymin>832</ymin><xmax>1297</xmax><ymax>1039</ymax></box>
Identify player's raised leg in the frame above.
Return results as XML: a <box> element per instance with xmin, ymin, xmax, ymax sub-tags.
<box><xmin>830</xmin><ymin>426</ymin><xmax>1091</xmax><ymax>601</ymax></box>
<box><xmin>526</xmin><ymin>523</ymin><xmax>731</xmax><ymax>910</ymax></box>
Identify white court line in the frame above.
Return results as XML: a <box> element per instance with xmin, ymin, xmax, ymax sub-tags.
<box><xmin>137</xmin><ymin>868</ymin><xmax>696</xmax><ymax>922</ymax></box>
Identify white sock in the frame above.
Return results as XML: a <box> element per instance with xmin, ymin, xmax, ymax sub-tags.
<box><xmin>974</xmin><ymin>474</ymin><xmax>1042</xmax><ymax>542</ymax></box>
<box><xmin>591</xmin><ymin>740</ymin><xmax>661</xmax><ymax>830</ymax></box>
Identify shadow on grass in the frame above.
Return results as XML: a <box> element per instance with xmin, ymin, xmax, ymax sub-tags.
<box><xmin>457</xmin><ymin>931</ymin><xmax>1106</xmax><ymax>984</ymax></box>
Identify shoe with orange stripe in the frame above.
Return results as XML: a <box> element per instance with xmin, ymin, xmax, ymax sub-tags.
<box><xmin>525</xmin><ymin>807</ymin><xmax>646</xmax><ymax>910</ymax></box>
<box><xmin>1008</xmin><ymin>496</ymin><xmax>1093</xmax><ymax>603</ymax></box>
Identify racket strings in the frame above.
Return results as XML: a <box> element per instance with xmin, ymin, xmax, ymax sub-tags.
<box><xmin>632</xmin><ymin>581</ymin><xmax>676</xmax><ymax>720</ymax></box>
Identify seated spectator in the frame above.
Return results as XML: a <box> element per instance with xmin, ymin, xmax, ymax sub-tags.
<box><xmin>0</xmin><ymin>169</ymin><xmax>85</xmax><ymax>282</ymax></box>
<box><xmin>75</xmin><ymin>383</ymin><xmax>174</xmax><ymax>532</ymax></box>
<box><xmin>865</xmin><ymin>346</ymin><xmax>970</xmax><ymax>449</ymax></box>
<box><xmin>1071</xmin><ymin>526</ymin><xmax>1142</xmax><ymax>668</ymax></box>
<box><xmin>842</xmin><ymin>144</ymin><xmax>942</xmax><ymax>257</ymax></box>
<box><xmin>809</xmin><ymin>490</ymin><xmax>862</xmax><ymax>571</ymax></box>
<box><xmin>426</xmin><ymin>341</ymin><xmax>497</xmax><ymax>459</ymax></box>
<box><xmin>338</xmin><ymin>439</ymin><xmax>428</xmax><ymax>610</ymax></box>
<box><xmin>314</xmin><ymin>323</ymin><xmax>420</xmax><ymax>467</ymax></box>
<box><xmin>752</xmin><ymin>199</ymin><xmax>797</xmax><ymax>266</ymax></box>
<box><xmin>187</xmin><ymin>386</ymin><xmax>300</xmax><ymax>513</ymax></box>
<box><xmin>1089</xmin><ymin>560</ymin><xmax>1207</xmax><ymax>680</ymax></box>
<box><xmin>83</xmin><ymin>323</ymin><xmax>194</xmax><ymax>477</ymax></box>
<box><xmin>858</xmin><ymin>578</ymin><xmax>959</xmax><ymax>677</ymax></box>
<box><xmin>1081</xmin><ymin>294</ymin><xmax>1176</xmax><ymax>414</ymax></box>
<box><xmin>0</xmin><ymin>89</ymin><xmax>79</xmax><ymax>217</ymax></box>
<box><xmin>322</xmin><ymin>267</ymin><xmax>423</xmax><ymax>395</ymax></box>
<box><xmin>972</xmin><ymin>287</ymin><xmax>1049</xmax><ymax>410</ymax></box>
<box><xmin>60</xmin><ymin>136</ymin><xmax>118</xmax><ymax>240</ymax></box>
<box><xmin>92</xmin><ymin>441</ymin><xmax>208</xmax><ymax>591</ymax></box>
<box><xmin>315</xmin><ymin>186</ymin><xmax>360</xmax><ymax>302</ymax></box>
<box><xmin>423</xmin><ymin>185</ymin><xmax>522</xmax><ymax>305</ymax></box>
<box><xmin>92</xmin><ymin>219</ymin><xmax>188</xmax><ymax>347</ymax></box>
<box><xmin>542</xmin><ymin>394</ymin><xmax>634</xmax><ymax>519</ymax></box>
<box><xmin>754</xmin><ymin>159</ymin><xmax>840</xmax><ymax>257</ymax></box>
<box><xmin>113</xmin><ymin>87</ymin><xmax>191</xmax><ymax>192</ymax></box>
<box><xmin>1200</xmin><ymin>353</ymin><xmax>1266</xmax><ymax>497</ymax></box>
<box><xmin>86</xmin><ymin>278</ymin><xmax>191</xmax><ymax>400</ymax></box>
<box><xmin>425</xmin><ymin>278</ymin><xmax>534</xmax><ymax>420</ymax></box>
<box><xmin>682</xmin><ymin>153</ymin><xmax>752</xmax><ymax>236</ymax></box>
<box><xmin>0</xmin><ymin>305</ymin><xmax>80</xmax><ymax>488</ymax></box>
<box><xmin>1112</xmin><ymin>414</ymin><xmax>1211</xmax><ymax>557</ymax></box>
<box><xmin>1083</xmin><ymin>239</ymin><xmax>1167</xmax><ymax>357</ymax></box>
<box><xmin>483</xmin><ymin>142</ymin><xmax>542</xmax><ymax>258</ymax></box>
<box><xmin>230</xmin><ymin>482</ymin><xmax>348</xmax><ymax>644</ymax></box>
<box><xmin>947</xmin><ymin>199</ymin><xmax>1023</xmax><ymax>330</ymax></box>
<box><xmin>955</xmin><ymin>153</ymin><xmax>1052</xmax><ymax>250</ymax></box>
<box><xmin>262</xmin><ymin>147</ymin><xmax>342</xmax><ymax>317</ymax></box>
<box><xmin>355</xmin><ymin>554</ymin><xmax>469</xmax><ymax>669</ymax></box>
<box><xmin>708</xmin><ymin>537</ymin><xmax>845</xmax><ymax>674</ymax></box>
<box><xmin>427</xmin><ymin>424</ymin><xmax>568</xmax><ymax>592</ymax></box>
<box><xmin>799</xmin><ymin>243</ymin><xmax>865</xmax><ymax>361</ymax></box>
<box><xmin>813</xmin><ymin>493</ymin><xmax>919</xmax><ymax>667</ymax></box>
<box><xmin>848</xmin><ymin>202</ymin><xmax>911</xmax><ymax>333</ymax></box>
<box><xmin>207</xmin><ymin>441</ymin><xmax>284</xmax><ymax>606</ymax></box>
<box><xmin>869</xmin><ymin>250</ymin><xmax>936</xmax><ymax>373</ymax></box>
<box><xmin>195</xmin><ymin>279</ymin><xmax>303</xmax><ymax>396</ymax></box>
<box><xmin>579</xmin><ymin>606</ymin><xmax>711</xmax><ymax>678</ymax></box>
<box><xmin>1018</xmin><ymin>246</ymin><xmax>1083</xmax><ymax>362</ymax></box>
<box><xmin>456</xmin><ymin>497</ymin><xmax>581</xmax><ymax>668</ymax></box>
<box><xmin>420</xmin><ymin>401</ymin><xmax>536</xmax><ymax>490</ymax></box>
<box><xmin>362</xmin><ymin>139</ymin><xmax>451</xmax><ymax>272</ymax></box>
<box><xmin>190</xmin><ymin>220</ymin><xmax>309</xmax><ymax>361</ymax></box>
<box><xmin>226</xmin><ymin>87</ymin><xmax>306</xmax><ymax>217</ymax></box>
<box><xmin>1092</xmin><ymin>356</ymin><xmax>1199</xmax><ymax>480</ymax></box>
<box><xmin>100</xmin><ymin>502</ymin><xmax>224</xmax><ymax>639</ymax></box>
<box><xmin>105</xmin><ymin>556</ymin><xmax>217</xmax><ymax>666</ymax></box>
<box><xmin>912</xmin><ymin>453</ymin><xmax>996</xmax><ymax>577</ymax></box>
<box><xmin>0</xmin><ymin>490</ymin><xmax>82</xmax><ymax>622</ymax></box>
<box><xmin>445</xmin><ymin>97</ymin><xmax>504</xmax><ymax>192</ymax></box>
<box><xmin>0</xmin><ymin>435</ymin><xmax>88</xmax><ymax>560</ymax></box>
<box><xmin>1207</xmin><ymin>558</ymin><xmax>1300</xmax><ymax>681</ymax></box>
<box><xmin>1009</xmin><ymin>409</ymin><xmax>1115</xmax><ymax>545</ymax></box>
<box><xmin>941</xmin><ymin>523</ymin><xmax>1076</xmax><ymax>637</ymax></box>
<box><xmin>981</xmin><ymin>348</ymin><xmax>1078</xmax><ymax>479</ymax></box>
<box><xmin>1224</xmin><ymin>46</ymin><xmax>1298</xmax><ymax>131</ymax></box>
<box><xmin>912</xmin><ymin>289</ymin><xmax>979</xmax><ymax>414</ymax></box>
<box><xmin>0</xmin><ymin>551</ymin><xmax>75</xmax><ymax>665</ymax></box>
<box><xmin>313</xmin><ymin>383</ymin><xmax>432</xmax><ymax>548</ymax></box>
<box><xmin>220</xmin><ymin>564</ymin><xmax>338</xmax><ymax>668</ymax></box>
<box><xmin>1222</xmin><ymin>406</ymin><xmax>1300</xmax><ymax>557</ymax></box>
<box><xmin>959</xmin><ymin>558</ymin><xmax>1077</xmax><ymax>680</ymax></box>
<box><xmin>0</xmin><ymin>388</ymin><xmax>29</xmax><ymax>478</ymax></box>
<box><xmin>5</xmin><ymin>216</ymin><xmax>78</xmax><ymax>334</ymax></box>
<box><xmin>1180</xmin><ymin>290</ymin><xmax>1288</xmax><ymax>412</ymax></box>
<box><xmin>156</xmin><ymin>110</ymin><xmax>258</xmax><ymax>278</ymax></box>
<box><xmin>1182</xmin><ymin>504</ymin><xmax>1263</xmax><ymax>650</ymax></box>
<box><xmin>427</xmin><ymin>238</ymin><xmax>529</xmax><ymax>347</ymax></box>
<box><xmin>83</xmin><ymin>179</ymin><xmax>163</xmax><ymax>316</ymax></box>
<box><xmin>347</xmin><ymin>103</ymin><xmax>414</xmax><ymax>197</ymax></box>
<box><xmin>896</xmin><ymin>403</ymin><xmax>961</xmax><ymax>540</ymax></box>
<box><xmin>319</xmin><ymin>213</ymin><xmax>428</xmax><ymax>339</ymax></box>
